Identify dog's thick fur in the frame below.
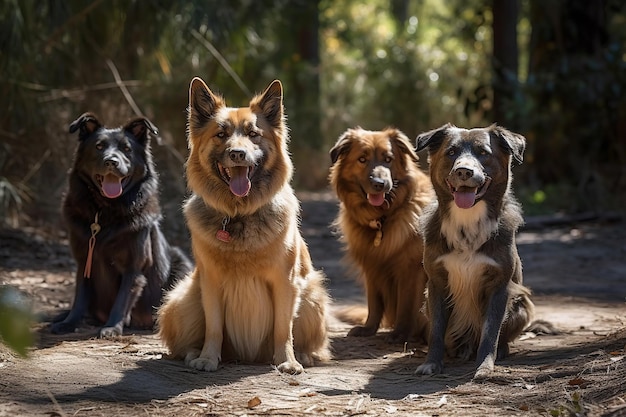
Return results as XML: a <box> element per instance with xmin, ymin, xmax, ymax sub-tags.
<box><xmin>51</xmin><ymin>113</ymin><xmax>192</xmax><ymax>337</ymax></box>
<box><xmin>329</xmin><ymin>127</ymin><xmax>434</xmax><ymax>343</ymax></box>
<box><xmin>414</xmin><ymin>123</ymin><xmax>534</xmax><ymax>379</ymax></box>
<box><xmin>157</xmin><ymin>78</ymin><xmax>331</xmax><ymax>374</ymax></box>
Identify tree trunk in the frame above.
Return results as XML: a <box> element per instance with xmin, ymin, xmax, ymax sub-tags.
<box><xmin>492</xmin><ymin>0</ymin><xmax>519</xmax><ymax>128</ymax></box>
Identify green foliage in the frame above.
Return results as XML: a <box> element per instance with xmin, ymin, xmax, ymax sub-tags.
<box><xmin>0</xmin><ymin>286</ymin><xmax>34</xmax><ymax>357</ymax></box>
<box><xmin>548</xmin><ymin>391</ymin><xmax>586</xmax><ymax>417</ymax></box>
<box><xmin>321</xmin><ymin>0</ymin><xmax>493</xmax><ymax>141</ymax></box>
<box><xmin>0</xmin><ymin>0</ymin><xmax>624</xmax><ymax>222</ymax></box>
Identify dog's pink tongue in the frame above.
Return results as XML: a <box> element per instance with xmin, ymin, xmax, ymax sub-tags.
<box><xmin>453</xmin><ymin>191</ymin><xmax>476</xmax><ymax>209</ymax></box>
<box><xmin>102</xmin><ymin>174</ymin><xmax>123</xmax><ymax>198</ymax></box>
<box><xmin>367</xmin><ymin>193</ymin><xmax>385</xmax><ymax>207</ymax></box>
<box><xmin>229</xmin><ymin>166</ymin><xmax>251</xmax><ymax>197</ymax></box>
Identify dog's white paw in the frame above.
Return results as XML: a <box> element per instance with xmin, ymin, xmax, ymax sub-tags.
<box><xmin>277</xmin><ymin>360</ymin><xmax>304</xmax><ymax>375</ymax></box>
<box><xmin>473</xmin><ymin>357</ymin><xmax>495</xmax><ymax>380</ymax></box>
<box><xmin>188</xmin><ymin>356</ymin><xmax>219</xmax><ymax>372</ymax></box>
<box><xmin>99</xmin><ymin>325</ymin><xmax>122</xmax><ymax>338</ymax></box>
<box><xmin>415</xmin><ymin>361</ymin><xmax>443</xmax><ymax>375</ymax></box>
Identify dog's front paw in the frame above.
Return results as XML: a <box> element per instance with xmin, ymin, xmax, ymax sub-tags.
<box><xmin>277</xmin><ymin>360</ymin><xmax>304</xmax><ymax>375</ymax></box>
<box><xmin>99</xmin><ymin>324</ymin><xmax>123</xmax><ymax>338</ymax></box>
<box><xmin>183</xmin><ymin>349</ymin><xmax>202</xmax><ymax>364</ymax></box>
<box><xmin>188</xmin><ymin>356</ymin><xmax>219</xmax><ymax>372</ymax></box>
<box><xmin>385</xmin><ymin>330</ymin><xmax>409</xmax><ymax>344</ymax></box>
<box><xmin>347</xmin><ymin>325</ymin><xmax>377</xmax><ymax>337</ymax></box>
<box><xmin>50</xmin><ymin>321</ymin><xmax>76</xmax><ymax>334</ymax></box>
<box><xmin>415</xmin><ymin>361</ymin><xmax>443</xmax><ymax>375</ymax></box>
<box><xmin>473</xmin><ymin>357</ymin><xmax>495</xmax><ymax>381</ymax></box>
<box><xmin>296</xmin><ymin>352</ymin><xmax>314</xmax><ymax>368</ymax></box>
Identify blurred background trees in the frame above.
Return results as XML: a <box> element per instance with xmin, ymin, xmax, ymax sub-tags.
<box><xmin>1</xmin><ymin>0</ymin><xmax>625</xmax><ymax>231</ymax></box>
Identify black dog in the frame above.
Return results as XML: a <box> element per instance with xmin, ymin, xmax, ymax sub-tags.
<box><xmin>51</xmin><ymin>113</ymin><xmax>192</xmax><ymax>337</ymax></box>
<box><xmin>414</xmin><ymin>123</ymin><xmax>534</xmax><ymax>379</ymax></box>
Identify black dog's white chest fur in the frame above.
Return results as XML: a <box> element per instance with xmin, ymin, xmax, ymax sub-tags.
<box><xmin>440</xmin><ymin>200</ymin><xmax>498</xmax><ymax>253</ymax></box>
<box><xmin>436</xmin><ymin>200</ymin><xmax>500</xmax><ymax>333</ymax></box>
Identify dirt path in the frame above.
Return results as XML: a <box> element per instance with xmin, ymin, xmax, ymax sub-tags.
<box><xmin>1</xmin><ymin>191</ymin><xmax>625</xmax><ymax>417</ymax></box>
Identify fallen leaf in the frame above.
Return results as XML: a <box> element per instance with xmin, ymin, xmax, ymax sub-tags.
<box><xmin>247</xmin><ymin>396</ymin><xmax>261</xmax><ymax>409</ymax></box>
<box><xmin>568</xmin><ymin>377</ymin><xmax>588</xmax><ymax>388</ymax></box>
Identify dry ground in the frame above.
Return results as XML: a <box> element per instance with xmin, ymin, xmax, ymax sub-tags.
<box><xmin>1</xmin><ymin>191</ymin><xmax>625</xmax><ymax>417</ymax></box>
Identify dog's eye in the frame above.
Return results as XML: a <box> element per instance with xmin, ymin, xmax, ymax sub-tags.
<box><xmin>216</xmin><ymin>132</ymin><xmax>226</xmax><ymax>139</ymax></box>
<box><xmin>447</xmin><ymin>148</ymin><xmax>456</xmax><ymax>156</ymax></box>
<box><xmin>248</xmin><ymin>131</ymin><xmax>258</xmax><ymax>138</ymax></box>
<box><xmin>384</xmin><ymin>156</ymin><xmax>393</xmax><ymax>163</ymax></box>
<box><xmin>358</xmin><ymin>156</ymin><xmax>367</xmax><ymax>164</ymax></box>
<box><xmin>95</xmin><ymin>143</ymin><xmax>104</xmax><ymax>151</ymax></box>
<box><xmin>123</xmin><ymin>145</ymin><xmax>132</xmax><ymax>153</ymax></box>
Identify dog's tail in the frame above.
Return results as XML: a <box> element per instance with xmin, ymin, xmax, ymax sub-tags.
<box><xmin>333</xmin><ymin>304</ymin><xmax>392</xmax><ymax>328</ymax></box>
<box><xmin>164</xmin><ymin>246</ymin><xmax>193</xmax><ymax>291</ymax></box>
<box><xmin>333</xmin><ymin>304</ymin><xmax>368</xmax><ymax>325</ymax></box>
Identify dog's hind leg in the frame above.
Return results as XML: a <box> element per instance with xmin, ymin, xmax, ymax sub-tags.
<box><xmin>497</xmin><ymin>291</ymin><xmax>536</xmax><ymax>359</ymax></box>
<box><xmin>348</xmin><ymin>276</ymin><xmax>384</xmax><ymax>337</ymax></box>
<box><xmin>100</xmin><ymin>273</ymin><xmax>147</xmax><ymax>338</ymax></box>
<box><xmin>164</xmin><ymin>246</ymin><xmax>193</xmax><ymax>292</ymax></box>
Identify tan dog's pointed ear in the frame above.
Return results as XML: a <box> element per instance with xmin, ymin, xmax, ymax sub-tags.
<box><xmin>252</xmin><ymin>80</ymin><xmax>284</xmax><ymax>129</ymax></box>
<box><xmin>490</xmin><ymin>124</ymin><xmax>526</xmax><ymax>165</ymax></box>
<box><xmin>330</xmin><ymin>129</ymin><xmax>355</xmax><ymax>164</ymax></box>
<box><xmin>415</xmin><ymin>123</ymin><xmax>453</xmax><ymax>153</ymax></box>
<box><xmin>188</xmin><ymin>77</ymin><xmax>223</xmax><ymax>132</ymax></box>
<box><xmin>69</xmin><ymin>112</ymin><xmax>102</xmax><ymax>140</ymax></box>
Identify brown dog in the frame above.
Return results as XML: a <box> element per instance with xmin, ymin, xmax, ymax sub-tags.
<box><xmin>157</xmin><ymin>78</ymin><xmax>331</xmax><ymax>374</ymax></box>
<box><xmin>414</xmin><ymin>123</ymin><xmax>534</xmax><ymax>379</ymax></box>
<box><xmin>329</xmin><ymin>127</ymin><xmax>434</xmax><ymax>343</ymax></box>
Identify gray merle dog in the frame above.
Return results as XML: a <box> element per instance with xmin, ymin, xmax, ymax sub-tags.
<box><xmin>414</xmin><ymin>123</ymin><xmax>534</xmax><ymax>380</ymax></box>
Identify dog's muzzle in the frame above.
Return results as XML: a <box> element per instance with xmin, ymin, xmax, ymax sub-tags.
<box><xmin>446</xmin><ymin>162</ymin><xmax>491</xmax><ymax>209</ymax></box>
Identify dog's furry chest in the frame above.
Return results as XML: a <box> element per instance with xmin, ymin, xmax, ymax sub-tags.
<box><xmin>439</xmin><ymin>201</ymin><xmax>498</xmax><ymax>253</ymax></box>
<box><xmin>222</xmin><ymin>276</ymin><xmax>274</xmax><ymax>361</ymax></box>
<box><xmin>435</xmin><ymin>201</ymin><xmax>500</xmax><ymax>296</ymax></box>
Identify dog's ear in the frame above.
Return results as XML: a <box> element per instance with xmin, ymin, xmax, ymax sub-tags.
<box><xmin>490</xmin><ymin>125</ymin><xmax>526</xmax><ymax>165</ymax></box>
<box><xmin>252</xmin><ymin>80</ymin><xmax>284</xmax><ymax>130</ymax></box>
<box><xmin>387</xmin><ymin>128</ymin><xmax>419</xmax><ymax>164</ymax></box>
<box><xmin>188</xmin><ymin>77</ymin><xmax>223</xmax><ymax>131</ymax></box>
<box><xmin>329</xmin><ymin>129</ymin><xmax>355</xmax><ymax>165</ymax></box>
<box><xmin>415</xmin><ymin>123</ymin><xmax>453</xmax><ymax>153</ymax></box>
<box><xmin>124</xmin><ymin>117</ymin><xmax>160</xmax><ymax>145</ymax></box>
<box><xmin>69</xmin><ymin>112</ymin><xmax>102</xmax><ymax>140</ymax></box>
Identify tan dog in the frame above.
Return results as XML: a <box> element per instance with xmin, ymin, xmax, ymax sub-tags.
<box><xmin>414</xmin><ymin>124</ymin><xmax>534</xmax><ymax>379</ymax></box>
<box><xmin>329</xmin><ymin>127</ymin><xmax>434</xmax><ymax>343</ymax></box>
<box><xmin>157</xmin><ymin>78</ymin><xmax>331</xmax><ymax>374</ymax></box>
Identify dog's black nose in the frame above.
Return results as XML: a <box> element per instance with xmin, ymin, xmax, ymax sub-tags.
<box><xmin>369</xmin><ymin>176</ymin><xmax>386</xmax><ymax>192</ymax></box>
<box><xmin>454</xmin><ymin>167</ymin><xmax>474</xmax><ymax>181</ymax></box>
<box><xmin>104</xmin><ymin>158</ymin><xmax>119</xmax><ymax>168</ymax></box>
<box><xmin>229</xmin><ymin>149</ymin><xmax>246</xmax><ymax>163</ymax></box>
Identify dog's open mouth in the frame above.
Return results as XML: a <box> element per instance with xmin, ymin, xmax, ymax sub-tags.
<box><xmin>366</xmin><ymin>192</ymin><xmax>387</xmax><ymax>207</ymax></box>
<box><xmin>96</xmin><ymin>174</ymin><xmax>127</xmax><ymax>199</ymax></box>
<box><xmin>218</xmin><ymin>163</ymin><xmax>255</xmax><ymax>197</ymax></box>
<box><xmin>447</xmin><ymin>176</ymin><xmax>492</xmax><ymax>209</ymax></box>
